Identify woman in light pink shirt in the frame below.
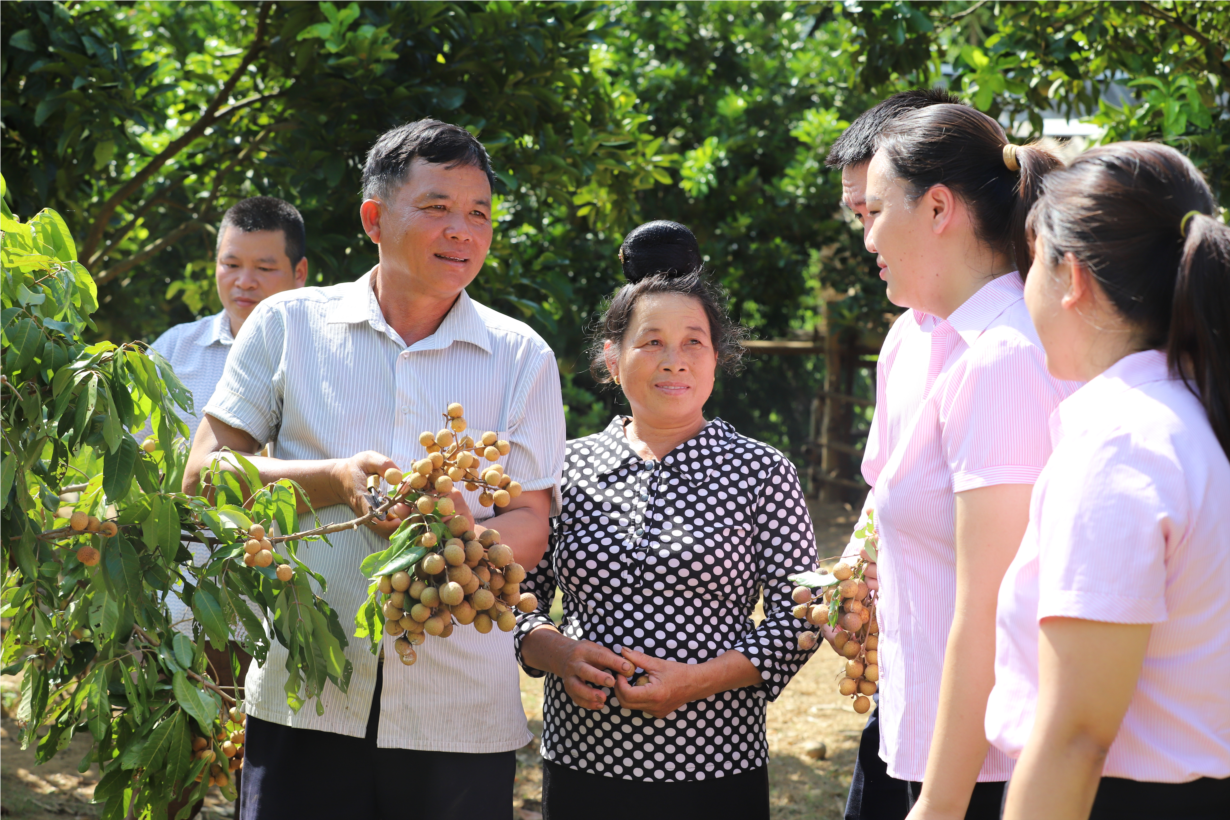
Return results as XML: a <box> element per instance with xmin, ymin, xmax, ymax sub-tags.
<box><xmin>831</xmin><ymin>105</ymin><xmax>1075</xmax><ymax>820</ymax></box>
<box><xmin>988</xmin><ymin>143</ymin><xmax>1230</xmax><ymax>819</ymax></box>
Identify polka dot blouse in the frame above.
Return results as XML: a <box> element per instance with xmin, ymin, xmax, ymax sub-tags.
<box><xmin>514</xmin><ymin>416</ymin><xmax>819</xmax><ymax>781</ymax></box>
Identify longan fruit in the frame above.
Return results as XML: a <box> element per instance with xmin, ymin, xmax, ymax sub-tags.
<box><xmin>410</xmin><ymin>603</ymin><xmax>432</xmax><ymax>622</ymax></box>
<box><xmin>442</xmin><ymin>541</ymin><xmax>466</xmax><ymax>566</ymax></box>
<box><xmin>142</xmin><ymin>437</ymin><xmax>158</xmax><ymax>453</ymax></box>
<box><xmin>420</xmin><ymin>431</ymin><xmax>436</xmax><ymax>447</ymax></box>
<box><xmin>77</xmin><ymin>546</ymin><xmax>100</xmax><ymax>567</ymax></box>
<box><xmin>439</xmin><ymin>621</ymin><xmax>454</xmax><ymax>638</ymax></box>
<box><xmin>243</xmin><ymin>553</ymin><xmax>258</xmax><ymax>567</ymax></box>
<box><xmin>840</xmin><ymin>612</ymin><xmax>862</xmax><ymax>633</ymax></box>
<box><xmin>864</xmin><ymin>649</ymin><xmax>878</xmax><ymax>665</ymax></box>
<box><xmin>496</xmin><ymin>439</ymin><xmax>511</xmax><ymax>456</ymax></box>
<box><xmin>423</xmin><ymin>616</ymin><xmax>445</xmax><ymax>637</ymax></box>
<box><xmin>462</xmin><ymin>575</ymin><xmax>481</xmax><ymax>595</ymax></box>
<box><xmin>792</xmin><ymin>604</ymin><xmax>810</xmax><ymax>620</ymax></box>
<box><xmin>275</xmin><ymin>564</ymin><xmax>294</xmax><ymax>582</ymax></box>
<box><xmin>399</xmin><ymin>648</ymin><xmax>417</xmax><ymax>666</ymax></box>
<box><xmin>422</xmin><ymin>553</ymin><xmax>446</xmax><ymax>575</ymax></box>
<box><xmin>501</xmin><ymin>589</ymin><xmax>521</xmax><ymax>606</ymax></box>
<box><xmin>100</xmin><ymin>521</ymin><xmax>118</xmax><ymax>537</ymax></box>
<box><xmin>429</xmin><ymin>452</ymin><xmax>444</xmax><ymax>469</ymax></box>
<box><xmin>439</xmin><ymin>581</ymin><xmax>464</xmax><ymax>606</ymax></box>
<box><xmin>470</xmin><ymin>588</ymin><xmax>495</xmax><ymax>611</ymax></box>
<box><xmin>460</xmin><ymin>435</ymin><xmax>475</xmax><ymax>449</ymax></box>
<box><xmin>259</xmin><ymin>538</ymin><xmax>273</xmax><ymax>551</ymax></box>
<box><xmin>229</xmin><ymin>708</ymin><xmax>245</xmax><ymax>725</ymax></box>
<box><xmin>453</xmin><ymin>600</ymin><xmax>477</xmax><ymax>625</ymax></box>
<box><xmin>517</xmin><ymin>593</ymin><xmax>538</xmax><ymax>613</ymax></box>
<box><xmin>832</xmin><ymin>631</ymin><xmax>849</xmax><ymax>651</ymax></box>
<box><xmin>496</xmin><ymin>610</ymin><xmax>517</xmax><ymax>632</ymax></box>
<box><xmin>408</xmin><ymin>630</ymin><xmax>426</xmax><ymax>646</ymax></box>
<box><xmin>86</xmin><ymin>516</ymin><xmax>101</xmax><ymax>533</ymax></box>
<box><xmin>447</xmin><ymin>564</ymin><xmax>472</xmax><ymax>586</ymax></box>
<box><xmin>868</xmin><ymin>618</ymin><xmax>879</xmax><ymax>635</ymax></box>
<box><xmin>456</xmin><ymin>451</ymin><xmax>474</xmax><ymax>469</ymax></box>
<box><xmin>481</xmin><ymin>431</ymin><xmax>498</xmax><ymax>447</ymax></box>
<box><xmin>255</xmin><ymin>550</ymin><xmax>274</xmax><ymax>568</ymax></box>
<box><xmin>488</xmin><ymin>571</ymin><xmax>505</xmax><ymax>592</ymax></box>
<box><xmin>477</xmin><ymin>491</ymin><xmax>493</xmax><ymax>507</ymax></box>
<box><xmin>856</xmin><ymin>581</ymin><xmax>869</xmax><ymax>600</ymax></box>
<box><xmin>839</xmin><ymin>678</ymin><xmax>859</xmax><ymax>697</ymax></box>
<box><xmin>863</xmin><ymin>664</ymin><xmax>879</xmax><ymax>683</ymax></box>
<box><xmin>473</xmin><ymin>564</ymin><xmax>491</xmax><ymax>584</ymax></box>
<box><xmin>222</xmin><ymin>741</ymin><xmax>238</xmax><ymax>758</ymax></box>
<box><xmin>244</xmin><ymin>539</ymin><xmax>262</xmax><ymax>556</ymax></box>
<box><xmin>865</xmin><ymin>634</ymin><xmax>878</xmax><ymax>650</ymax></box>
<box><xmin>474</xmin><ymin>613</ymin><xmax>493</xmax><ymax>634</ymax></box>
<box><xmin>449</xmin><ymin>417</ymin><xmax>467</xmax><ymax>433</ymax></box>
<box><xmin>388</xmin><ymin>591</ymin><xmax>406</xmax><ymax>609</ymax></box>
<box><xmin>408</xmin><ymin>474</ymin><xmax>428</xmax><ymax>490</ymax></box>
<box><xmin>506</xmin><ymin>481</ymin><xmax>523</xmax><ymax>499</ymax></box>
<box><xmin>447</xmin><ymin>403</ymin><xmax>464</xmax><ymax>418</ymax></box>
<box><xmin>846</xmin><ymin>598</ymin><xmax>864</xmax><ymax>614</ymax></box>
<box><xmin>383</xmin><ymin>600</ymin><xmax>404</xmax><ymax>621</ymax></box>
<box><xmin>436</xmin><ymin>476</ymin><xmax>454</xmax><ymax>495</ymax></box>
<box><xmin>385</xmin><ymin>620</ymin><xmax>405</xmax><ymax>638</ymax></box>
<box><xmin>498</xmin><ymin>474</ymin><xmax>513</xmax><ymax>489</ymax></box>
<box><xmin>853</xmin><ymin>696</ymin><xmax>871</xmax><ymax>714</ymax></box>
<box><xmin>248</xmin><ymin>523</ymin><xmax>266</xmax><ymax>540</ymax></box>
<box><xmin>229</xmin><ymin>758</ymin><xmax>243</xmax><ymax>772</ymax></box>
<box><xmin>846</xmin><ymin>659</ymin><xmax>865</xmax><ymax>679</ymax></box>
<box><xmin>503</xmin><ymin>563</ymin><xmax>525</xmax><ymax>584</ymax></box>
<box><xmin>859</xmin><ymin>607</ymin><xmax>871</xmax><ymax>625</ymax></box>
<box><xmin>809</xmin><ymin>605</ymin><xmax>829</xmax><ymax>626</ymax></box>
<box><xmin>390</xmin><ymin>571</ymin><xmax>412</xmax><ymax>592</ymax></box>
<box><xmin>859</xmin><ymin>680</ymin><xmax>877</xmax><ymax>696</ymax></box>
<box><xmin>464</xmin><ymin>540</ymin><xmax>484</xmax><ymax>566</ymax></box>
<box><xmin>448</xmin><ymin>466</ymin><xmax>466</xmax><ymax>482</ymax></box>
<box><xmin>482</xmin><ymin>446</ymin><xmax>499</xmax><ymax>462</ymax></box>
<box><xmin>415</xmin><ymin>496</ymin><xmax>436</xmax><ymax>515</ymax></box>
<box><xmin>414</xmin><ymin>458</ymin><xmax>434</xmax><ymax>476</ymax></box>
<box><xmin>384</xmin><ymin>468</ymin><xmax>404</xmax><ymax>488</ymax></box>
<box><xmin>419</xmin><ymin>586</ymin><xmax>441</xmax><ymax>608</ymax></box>
<box><xmin>192</xmin><ymin>736</ymin><xmax>209</xmax><ymax>752</ymax></box>
<box><xmin>797</xmin><ymin>631</ymin><xmax>818</xmax><ymax>650</ymax></box>
<box><xmin>436</xmin><ymin>429</ymin><xmax>456</xmax><ymax>448</ymax></box>
<box><xmin>419</xmin><ymin>532</ymin><xmax>438</xmax><ymax>549</ymax></box>
<box><xmin>407</xmin><ymin>579</ymin><xmax>426</xmax><ymax>600</ymax></box>
<box><xmin>394</xmin><ymin>637</ymin><xmax>413</xmax><ymax>657</ymax></box>
<box><xmin>487</xmin><ymin>543</ymin><xmax>513</xmax><ymax>568</ymax></box>
<box><xmin>69</xmin><ymin>510</ymin><xmax>89</xmax><ymax>531</ymax></box>
<box><xmin>444</xmin><ymin>515</ymin><xmax>467</xmax><ymax>537</ymax></box>
<box><xmin>492</xmin><ymin>490</ymin><xmax>511</xmax><ymax>507</ymax></box>
<box><xmin>426</xmin><ymin>444</ymin><xmax>441</xmax><ymax>455</ymax></box>
<box><xmin>832</xmin><ymin>562</ymin><xmax>853</xmax><ymax>581</ymax></box>
<box><xmin>838</xmin><ymin>579</ymin><xmax>859</xmax><ymax>599</ymax></box>
<box><xmin>841</xmin><ymin>639</ymin><xmax>862</xmax><ymax>660</ymax></box>
<box><xmin>791</xmin><ymin>586</ymin><xmax>813</xmax><ymax>604</ymax></box>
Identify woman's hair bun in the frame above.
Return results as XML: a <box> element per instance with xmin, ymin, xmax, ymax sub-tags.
<box><xmin>619</xmin><ymin>220</ymin><xmax>703</xmax><ymax>283</ymax></box>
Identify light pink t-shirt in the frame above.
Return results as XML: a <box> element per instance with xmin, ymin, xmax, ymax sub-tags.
<box><xmin>862</xmin><ymin>273</ymin><xmax>1079</xmax><ymax>782</ymax></box>
<box><xmin>986</xmin><ymin>349</ymin><xmax>1230</xmax><ymax>782</ymax></box>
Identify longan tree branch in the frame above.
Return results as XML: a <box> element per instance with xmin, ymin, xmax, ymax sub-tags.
<box><xmin>133</xmin><ymin>626</ymin><xmax>237</xmax><ymax>706</ymax></box>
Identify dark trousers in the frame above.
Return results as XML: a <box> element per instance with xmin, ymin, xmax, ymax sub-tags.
<box><xmin>845</xmin><ymin>706</ymin><xmax>910</xmax><ymax>820</ymax></box>
<box><xmin>1088</xmin><ymin>775</ymin><xmax>1230</xmax><ymax>820</ymax></box>
<box><xmin>239</xmin><ymin>663</ymin><xmax>516</xmax><ymax>820</ymax></box>
<box><xmin>906</xmin><ymin>779</ymin><xmax>1004</xmax><ymax>819</ymax></box>
<box><xmin>542</xmin><ymin>757</ymin><xmax>770</xmax><ymax>820</ymax></box>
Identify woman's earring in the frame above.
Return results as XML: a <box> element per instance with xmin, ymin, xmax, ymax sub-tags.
<box><xmin>613</xmin><ymin>374</ymin><xmax>620</xmax><ymax>386</ymax></box>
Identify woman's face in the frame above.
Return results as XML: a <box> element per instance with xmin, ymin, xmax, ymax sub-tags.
<box><xmin>1024</xmin><ymin>235</ymin><xmax>1082</xmax><ymax>381</ymax></box>
<box><xmin>865</xmin><ymin>149</ymin><xmax>940</xmax><ymax>310</ymax></box>
<box><xmin>610</xmin><ymin>293</ymin><xmax>717</xmax><ymax>429</ymax></box>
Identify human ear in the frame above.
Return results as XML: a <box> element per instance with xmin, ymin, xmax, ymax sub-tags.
<box><xmin>293</xmin><ymin>256</ymin><xmax>309</xmax><ymax>287</ymax></box>
<box><xmin>360</xmin><ymin>200</ymin><xmax>382</xmax><ymax>243</ymax></box>
<box><xmin>926</xmin><ymin>184</ymin><xmax>958</xmax><ymax>235</ymax></box>
<box><xmin>603</xmin><ymin>340</ymin><xmax>619</xmax><ymax>383</ymax></box>
<box><xmin>1060</xmin><ymin>252</ymin><xmax>1090</xmax><ymax>311</ymax></box>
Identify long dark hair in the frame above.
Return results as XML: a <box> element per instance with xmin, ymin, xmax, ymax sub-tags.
<box><xmin>876</xmin><ymin>104</ymin><xmax>1062</xmax><ymax>276</ymax></box>
<box><xmin>1027</xmin><ymin>141</ymin><xmax>1230</xmax><ymax>455</ymax></box>
<box><xmin>591</xmin><ymin>221</ymin><xmax>746</xmax><ymax>384</ymax></box>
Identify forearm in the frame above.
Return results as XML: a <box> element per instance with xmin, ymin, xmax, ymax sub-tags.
<box><xmin>520</xmin><ymin>625</ymin><xmax>571</xmax><ymax>677</ymax></box>
<box><xmin>916</xmin><ymin>613</ymin><xmax>997</xmax><ymax>814</ymax></box>
<box><xmin>689</xmin><ymin>649</ymin><xmax>762</xmax><ymax>700</ymax></box>
<box><xmin>1002</xmin><ymin>726</ymin><xmax>1105</xmax><ymax>820</ymax></box>
<box><xmin>478</xmin><ymin>498</ymin><xmax>550</xmax><ymax>568</ymax></box>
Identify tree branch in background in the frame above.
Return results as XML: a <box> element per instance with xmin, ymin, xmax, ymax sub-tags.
<box><xmin>86</xmin><ymin>176</ymin><xmax>189</xmax><ymax>269</ymax></box>
<box><xmin>80</xmin><ymin>1</ymin><xmax>274</xmax><ymax>267</ymax></box>
<box><xmin>1138</xmin><ymin>2</ymin><xmax>1228</xmax><ymax>79</ymax></box>
<box><xmin>94</xmin><ymin>220</ymin><xmax>207</xmax><ymax>286</ymax></box>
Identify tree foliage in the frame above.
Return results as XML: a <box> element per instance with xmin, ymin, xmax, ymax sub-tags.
<box><xmin>1</xmin><ymin>183</ymin><xmax>353</xmax><ymax>818</ymax></box>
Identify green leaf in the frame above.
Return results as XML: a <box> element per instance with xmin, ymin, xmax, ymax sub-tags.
<box><xmin>102</xmin><ymin>434</ymin><xmax>138</xmax><ymax>499</ymax></box>
<box><xmin>172</xmin><ymin>634</ymin><xmax>195</xmax><ymax>670</ymax></box>
<box><xmin>171</xmin><ymin>671</ymin><xmax>217</xmax><ymax>731</ymax></box>
<box><xmin>788</xmin><ymin>570</ymin><xmax>839</xmax><ymax>588</ymax></box>
<box><xmin>5</xmin><ymin>317</ymin><xmax>42</xmax><ymax>370</ymax></box>
<box><xmin>191</xmin><ymin>582</ymin><xmax>229</xmax><ymax>649</ymax></box>
<box><xmin>30</xmin><ymin>208</ymin><xmax>78</xmax><ymax>262</ymax></box>
<box><xmin>370</xmin><ymin>546</ymin><xmax>426</xmax><ymax>579</ymax></box>
<box><xmin>120</xmin><ymin>711</ymin><xmax>180</xmax><ymax>770</ymax></box>
<box><xmin>102</xmin><ymin>535</ymin><xmax>142</xmax><ymax>599</ymax></box>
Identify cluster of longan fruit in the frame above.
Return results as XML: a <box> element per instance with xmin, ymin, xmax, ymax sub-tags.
<box><xmin>239</xmin><ymin>523</ymin><xmax>295</xmax><ymax>582</ymax></box>
<box><xmin>793</xmin><ymin>560</ymin><xmax>879</xmax><ymax>714</ymax></box>
<box><xmin>65</xmin><ymin>509</ymin><xmax>117</xmax><ymax>567</ymax></box>
<box><xmin>192</xmin><ymin>707</ymin><xmax>247</xmax><ymax>788</ymax></box>
<box><xmin>379</xmin><ymin>527</ymin><xmax>538</xmax><ymax>667</ymax></box>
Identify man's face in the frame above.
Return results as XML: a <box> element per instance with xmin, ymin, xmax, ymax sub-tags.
<box><xmin>362</xmin><ymin>158</ymin><xmax>493</xmax><ymax>301</ymax></box>
<box><xmin>841</xmin><ymin>162</ymin><xmax>873</xmax><ymax>252</ymax></box>
<box><xmin>215</xmin><ymin>227</ymin><xmax>308</xmax><ymax>332</ymax></box>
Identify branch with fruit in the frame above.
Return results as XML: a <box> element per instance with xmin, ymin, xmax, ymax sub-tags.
<box><xmin>789</xmin><ymin>509</ymin><xmax>880</xmax><ymax>714</ymax></box>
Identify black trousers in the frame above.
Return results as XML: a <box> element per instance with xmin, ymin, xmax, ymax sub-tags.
<box><xmin>1087</xmin><ymin>775</ymin><xmax>1230</xmax><ymax>820</ymax></box>
<box><xmin>542</xmin><ymin>757</ymin><xmax>770</xmax><ymax>820</ymax></box>
<box><xmin>845</xmin><ymin>706</ymin><xmax>910</xmax><ymax>820</ymax></box>
<box><xmin>239</xmin><ymin>663</ymin><xmax>516</xmax><ymax>820</ymax></box>
<box><xmin>845</xmin><ymin>706</ymin><xmax>1004</xmax><ymax>820</ymax></box>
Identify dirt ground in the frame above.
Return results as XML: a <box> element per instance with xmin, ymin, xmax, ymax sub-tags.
<box><xmin>2</xmin><ymin>501</ymin><xmax>864</xmax><ymax>820</ymax></box>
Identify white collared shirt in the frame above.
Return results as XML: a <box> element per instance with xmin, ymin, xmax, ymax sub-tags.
<box><xmin>205</xmin><ymin>269</ymin><xmax>566</xmax><ymax>751</ymax></box>
<box><xmin>149</xmin><ymin>310</ymin><xmax>235</xmax><ymax>441</ymax></box>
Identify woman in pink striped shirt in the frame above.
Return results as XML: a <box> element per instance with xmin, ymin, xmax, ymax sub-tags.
<box><xmin>833</xmin><ymin>104</ymin><xmax>1077</xmax><ymax>820</ymax></box>
<box><xmin>988</xmin><ymin>143</ymin><xmax>1230</xmax><ymax>819</ymax></box>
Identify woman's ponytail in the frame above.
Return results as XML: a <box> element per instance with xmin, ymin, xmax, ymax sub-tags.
<box><xmin>1008</xmin><ymin>145</ymin><xmax>1064</xmax><ymax>274</ymax></box>
<box><xmin>1170</xmin><ymin>215</ymin><xmax>1230</xmax><ymax>455</ymax></box>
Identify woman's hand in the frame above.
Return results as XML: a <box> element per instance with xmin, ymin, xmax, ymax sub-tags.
<box><xmin>860</xmin><ymin>547</ymin><xmax>879</xmax><ymax>591</ymax></box>
<box><xmin>521</xmin><ymin>628</ymin><xmax>632</xmax><ymax>711</ymax></box>
<box><xmin>612</xmin><ymin>648</ymin><xmax>700</xmax><ymax>719</ymax></box>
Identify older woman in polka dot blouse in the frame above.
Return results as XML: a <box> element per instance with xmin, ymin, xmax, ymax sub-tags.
<box><xmin>515</xmin><ymin>222</ymin><xmax>819</xmax><ymax>819</ymax></box>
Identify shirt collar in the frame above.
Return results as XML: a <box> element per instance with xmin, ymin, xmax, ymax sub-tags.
<box><xmin>195</xmin><ymin>311</ymin><xmax>235</xmax><ymax>348</ymax></box>
<box><xmin>590</xmin><ymin>416</ymin><xmax>736</xmax><ymax>485</ymax></box>
<box><xmin>327</xmin><ymin>268</ymin><xmax>492</xmax><ymax>353</ymax></box>
<box><xmin>911</xmin><ymin>273</ymin><xmax>1025</xmax><ymax>347</ymax></box>
<box><xmin>1049</xmin><ymin>349</ymin><xmax>1170</xmax><ymax>446</ymax></box>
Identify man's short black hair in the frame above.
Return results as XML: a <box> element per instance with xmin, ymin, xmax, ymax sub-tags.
<box><xmin>824</xmin><ymin>88</ymin><xmax>963</xmax><ymax>169</ymax></box>
<box><xmin>362</xmin><ymin>119</ymin><xmax>496</xmax><ymax>204</ymax></box>
<box><xmin>216</xmin><ymin>196</ymin><xmax>306</xmax><ymax>267</ymax></box>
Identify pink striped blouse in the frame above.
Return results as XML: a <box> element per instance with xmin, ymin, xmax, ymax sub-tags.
<box><xmin>859</xmin><ymin>273</ymin><xmax>1079</xmax><ymax>783</ymax></box>
<box><xmin>986</xmin><ymin>350</ymin><xmax>1230</xmax><ymax>782</ymax></box>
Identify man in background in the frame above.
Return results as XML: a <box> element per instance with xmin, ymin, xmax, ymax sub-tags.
<box><xmin>823</xmin><ymin>88</ymin><xmax>962</xmax><ymax>820</ymax></box>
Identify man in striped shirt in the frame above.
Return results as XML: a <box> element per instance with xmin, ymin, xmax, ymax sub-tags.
<box><xmin>185</xmin><ymin>120</ymin><xmax>565</xmax><ymax>820</ymax></box>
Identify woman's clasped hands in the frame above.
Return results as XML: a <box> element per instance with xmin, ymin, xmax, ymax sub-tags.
<box><xmin>548</xmin><ymin>638</ymin><xmax>709</xmax><ymax>719</ymax></box>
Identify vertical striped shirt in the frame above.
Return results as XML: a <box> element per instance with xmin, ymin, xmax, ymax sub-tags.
<box><xmin>987</xmin><ymin>350</ymin><xmax>1230</xmax><ymax>782</ymax></box>
<box><xmin>204</xmin><ymin>269</ymin><xmax>566</xmax><ymax>751</ymax></box>
<box><xmin>862</xmin><ymin>273</ymin><xmax>1080</xmax><ymax>782</ymax></box>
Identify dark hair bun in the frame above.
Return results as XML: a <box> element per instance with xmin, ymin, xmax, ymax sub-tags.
<box><xmin>620</xmin><ymin>220</ymin><xmax>703</xmax><ymax>283</ymax></box>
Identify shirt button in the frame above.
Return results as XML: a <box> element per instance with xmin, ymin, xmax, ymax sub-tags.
<box><xmin>401</xmin><ymin>406</ymin><xmax>410</xmax><ymax>414</ymax></box>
